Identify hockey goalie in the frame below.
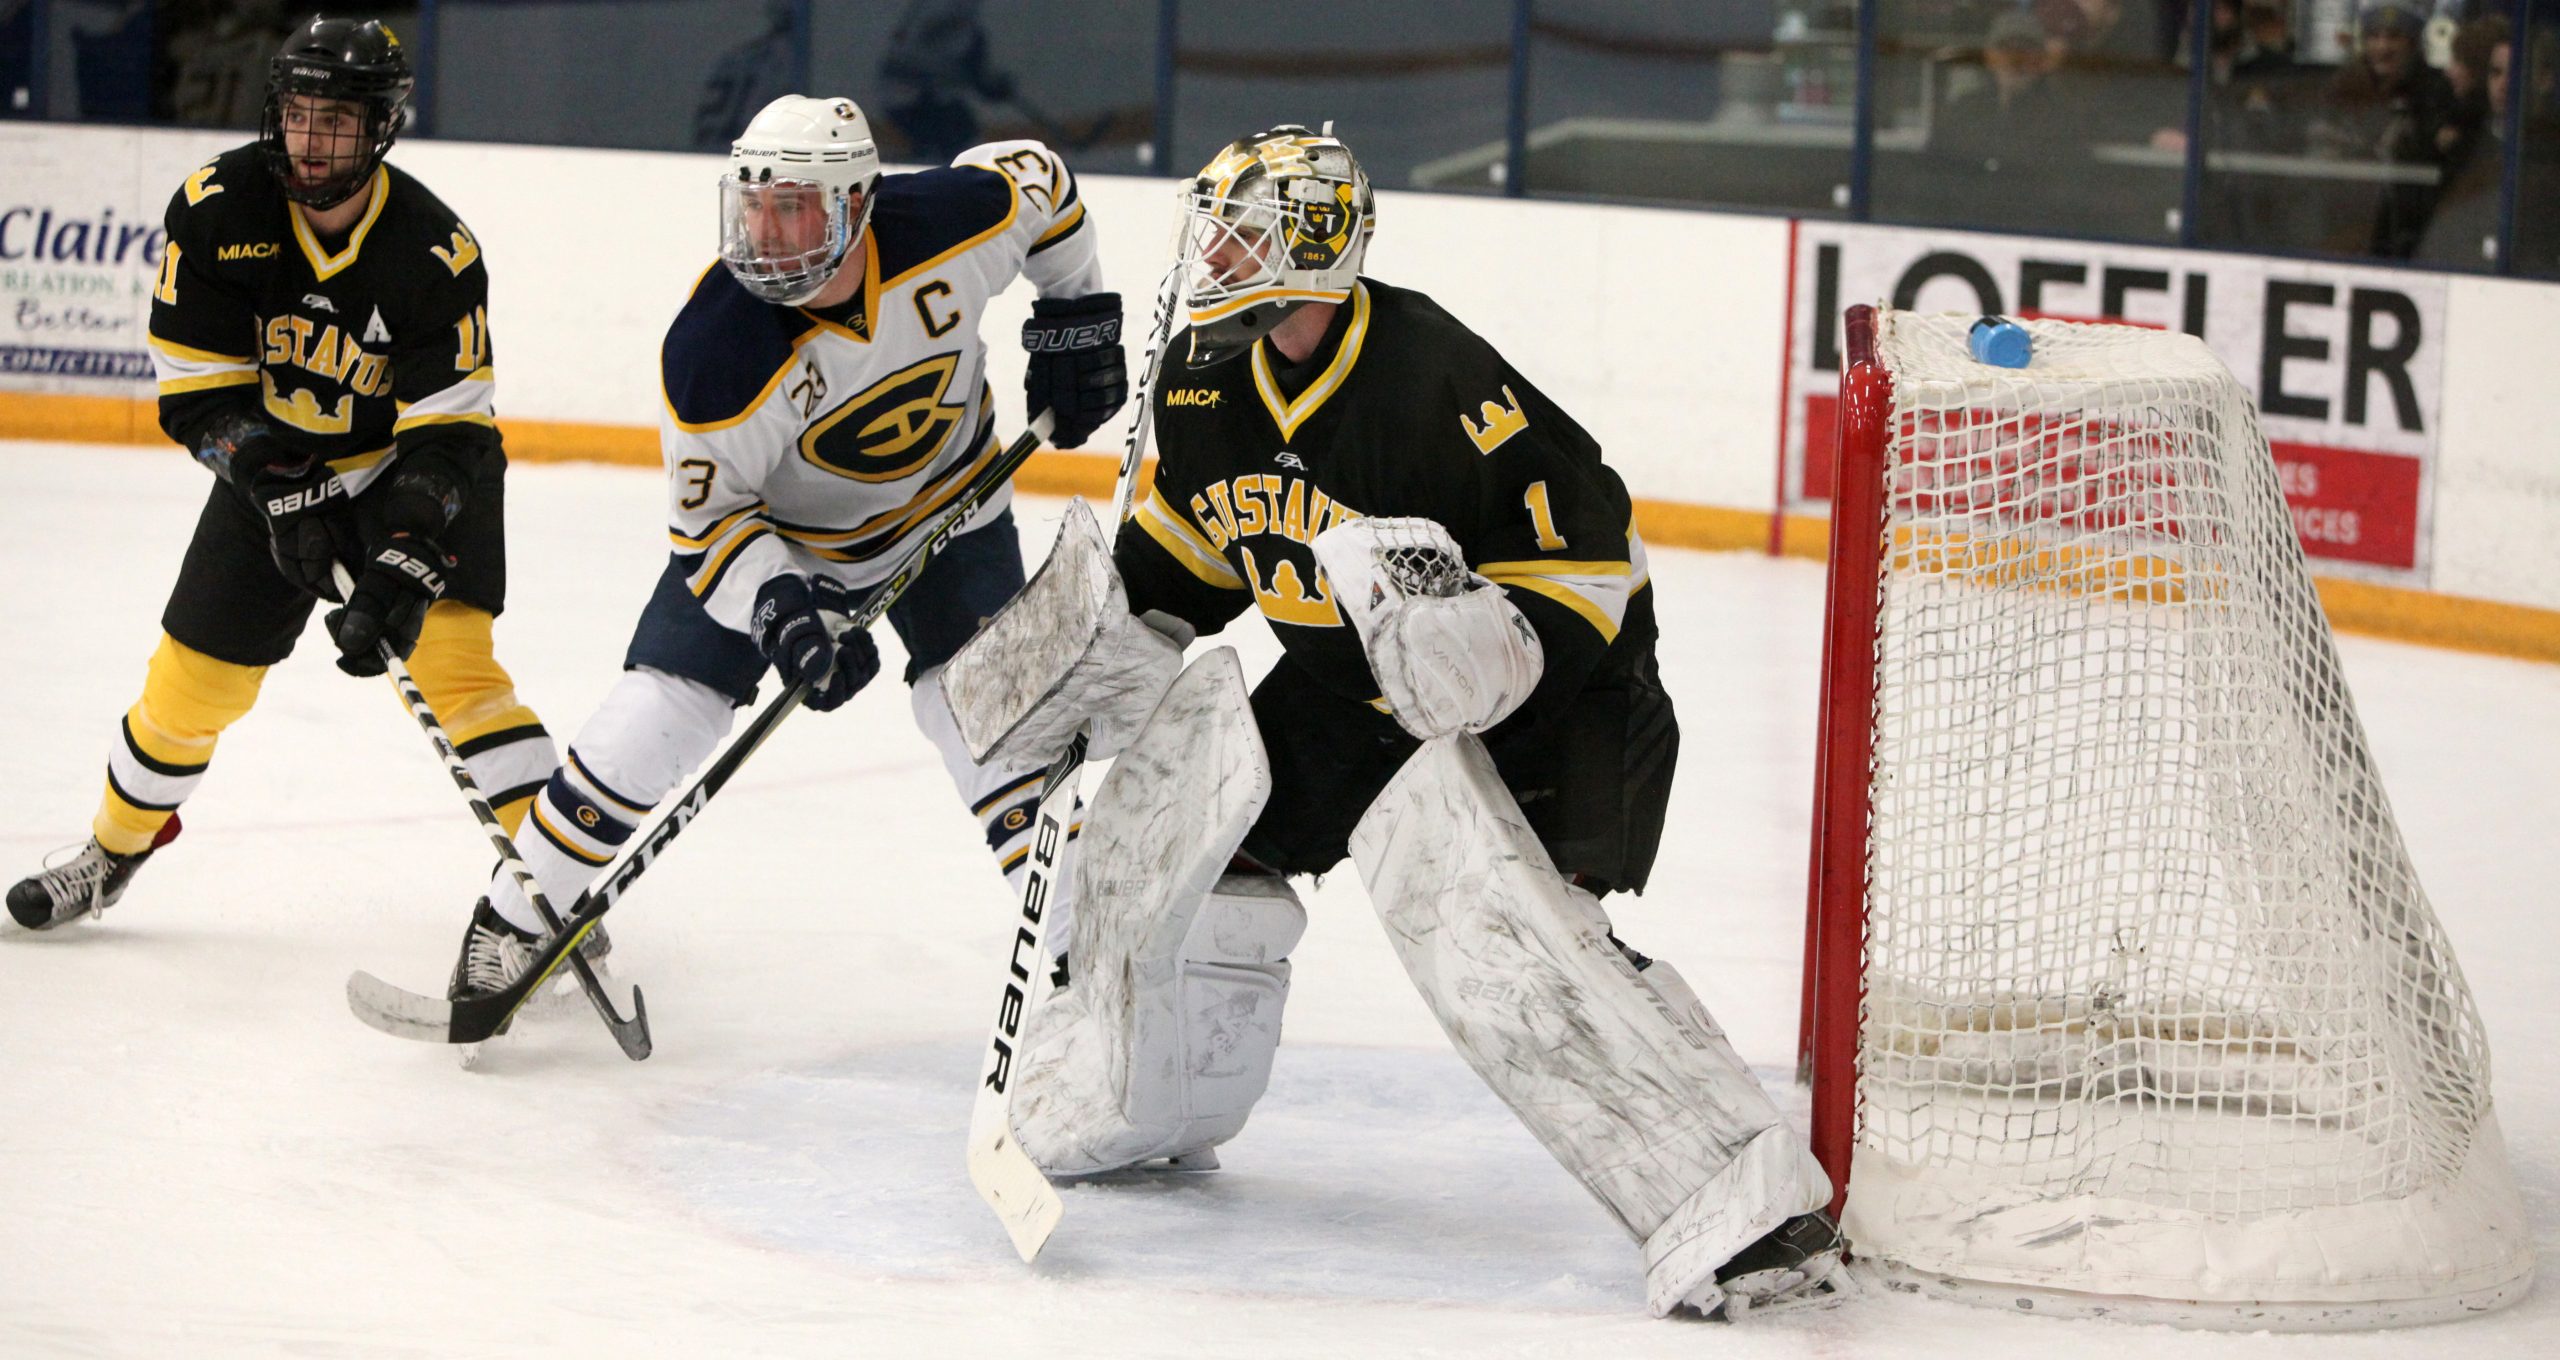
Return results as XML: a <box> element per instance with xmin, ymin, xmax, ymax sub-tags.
<box><xmin>935</xmin><ymin>125</ymin><xmax>1844</xmax><ymax>1319</ymax></box>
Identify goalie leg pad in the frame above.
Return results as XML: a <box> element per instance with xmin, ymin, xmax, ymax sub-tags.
<box><xmin>1348</xmin><ymin>735</ymin><xmax>1833</xmax><ymax>1318</ymax></box>
<box><xmin>1010</xmin><ymin>648</ymin><xmax>1303</xmax><ymax>1176</ymax></box>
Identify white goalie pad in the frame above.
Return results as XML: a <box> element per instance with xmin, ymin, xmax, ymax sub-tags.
<box><xmin>939</xmin><ymin>498</ymin><xmax>1185</xmax><ymax>767</ymax></box>
<box><xmin>1009</xmin><ymin>647</ymin><xmax>1307</xmax><ymax>1175</ymax></box>
<box><xmin>1349</xmin><ymin>735</ymin><xmax>1833</xmax><ymax>1317</ymax></box>
<box><xmin>1311</xmin><ymin>517</ymin><xmax>1543</xmax><ymax>740</ymax></box>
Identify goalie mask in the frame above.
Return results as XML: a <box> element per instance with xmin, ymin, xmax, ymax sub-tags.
<box><xmin>1178</xmin><ymin>125</ymin><xmax>1375</xmax><ymax>367</ymax></box>
<box><xmin>720</xmin><ymin>95</ymin><xmax>883</xmax><ymax>307</ymax></box>
<box><xmin>260</xmin><ymin>15</ymin><xmax>414</xmax><ymax>210</ymax></box>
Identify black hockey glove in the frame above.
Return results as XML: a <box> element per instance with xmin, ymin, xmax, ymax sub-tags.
<box><xmin>241</xmin><ymin>451</ymin><xmax>359</xmax><ymax>601</ymax></box>
<box><xmin>752</xmin><ymin>573</ymin><xmax>881</xmax><ymax>713</ymax></box>
<box><xmin>1022</xmin><ymin>292</ymin><xmax>1126</xmax><ymax>449</ymax></box>
<box><xmin>326</xmin><ymin>463</ymin><xmax>463</xmax><ymax>677</ymax></box>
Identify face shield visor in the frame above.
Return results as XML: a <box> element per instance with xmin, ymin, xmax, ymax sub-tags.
<box><xmin>719</xmin><ymin>176</ymin><xmax>863</xmax><ymax>307</ymax></box>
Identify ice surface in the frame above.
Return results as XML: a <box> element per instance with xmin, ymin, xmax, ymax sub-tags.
<box><xmin>2</xmin><ymin>442</ymin><xmax>2552</xmax><ymax>1358</ymax></box>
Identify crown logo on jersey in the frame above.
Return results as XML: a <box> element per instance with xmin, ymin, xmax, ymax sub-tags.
<box><xmin>1460</xmin><ymin>385</ymin><xmax>1528</xmax><ymax>456</ymax></box>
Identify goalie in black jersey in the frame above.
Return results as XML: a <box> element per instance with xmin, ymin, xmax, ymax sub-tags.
<box><xmin>938</xmin><ymin>126</ymin><xmax>1845</xmax><ymax>1318</ymax></box>
<box><xmin>7</xmin><ymin>17</ymin><xmax>560</xmax><ymax>937</ymax></box>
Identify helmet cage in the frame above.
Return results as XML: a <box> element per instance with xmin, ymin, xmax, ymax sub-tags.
<box><xmin>718</xmin><ymin>95</ymin><xmax>882</xmax><ymax>307</ymax></box>
<box><xmin>719</xmin><ymin>174</ymin><xmax>871</xmax><ymax>307</ymax></box>
<box><xmin>1177</xmin><ymin>128</ymin><xmax>1373</xmax><ymax>365</ymax></box>
<box><xmin>259</xmin><ymin>21</ymin><xmax>412</xmax><ymax>210</ymax></box>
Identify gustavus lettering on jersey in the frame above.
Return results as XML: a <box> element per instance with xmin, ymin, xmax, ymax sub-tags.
<box><xmin>261</xmin><ymin>315</ymin><xmax>391</xmax><ymax>396</ymax></box>
<box><xmin>1186</xmin><ymin>471</ymin><xmax>1362</xmax><ymax>554</ymax></box>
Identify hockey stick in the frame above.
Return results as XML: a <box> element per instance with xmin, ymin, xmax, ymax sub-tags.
<box><xmin>967</xmin><ymin>261</ymin><xmax>1183</xmax><ymax>1262</ymax></box>
<box><xmin>346</xmin><ymin>417</ymin><xmax>1054</xmax><ymax>1047</ymax></box>
<box><xmin>330</xmin><ymin>560</ymin><xmax>653</xmax><ymax>1060</ymax></box>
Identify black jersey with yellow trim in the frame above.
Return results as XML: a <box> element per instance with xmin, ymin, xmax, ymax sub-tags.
<box><xmin>147</xmin><ymin>143</ymin><xmax>499</xmax><ymax>482</ymax></box>
<box><xmin>1118</xmin><ymin>277</ymin><xmax>1656</xmax><ymax>727</ymax></box>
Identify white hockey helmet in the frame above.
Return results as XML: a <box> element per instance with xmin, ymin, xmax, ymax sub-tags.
<box><xmin>720</xmin><ymin>94</ymin><xmax>883</xmax><ymax>306</ymax></box>
<box><xmin>1177</xmin><ymin>125</ymin><xmax>1375</xmax><ymax>366</ymax></box>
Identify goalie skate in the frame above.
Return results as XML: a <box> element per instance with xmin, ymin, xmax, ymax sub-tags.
<box><xmin>1688</xmin><ymin>1212</ymin><xmax>1856</xmax><ymax>1321</ymax></box>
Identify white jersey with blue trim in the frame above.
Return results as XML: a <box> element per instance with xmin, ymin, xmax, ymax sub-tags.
<box><xmin>658</xmin><ymin>139</ymin><xmax>1102</xmax><ymax>633</ymax></box>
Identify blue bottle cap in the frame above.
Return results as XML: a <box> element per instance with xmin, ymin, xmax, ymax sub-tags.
<box><xmin>1969</xmin><ymin>316</ymin><xmax>2033</xmax><ymax>369</ymax></box>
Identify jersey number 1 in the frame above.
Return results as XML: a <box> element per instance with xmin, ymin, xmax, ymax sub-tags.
<box><xmin>1525</xmin><ymin>481</ymin><xmax>1567</xmax><ymax>551</ymax></box>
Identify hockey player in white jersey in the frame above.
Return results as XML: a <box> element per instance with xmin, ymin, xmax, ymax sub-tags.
<box><xmin>441</xmin><ymin>94</ymin><xmax>1125</xmax><ymax>1001</ymax></box>
<box><xmin>938</xmin><ymin>126</ymin><xmax>1842</xmax><ymax>1318</ymax></box>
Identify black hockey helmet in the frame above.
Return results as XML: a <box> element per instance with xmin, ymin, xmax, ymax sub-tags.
<box><xmin>261</xmin><ymin>15</ymin><xmax>415</xmax><ymax>209</ymax></box>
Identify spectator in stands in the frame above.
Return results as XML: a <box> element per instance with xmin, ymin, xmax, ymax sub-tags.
<box><xmin>2156</xmin><ymin>0</ymin><xmax>2313</xmax><ymax>155</ymax></box>
<box><xmin>2305</xmin><ymin>0</ymin><xmax>2459</xmax><ymax>257</ymax></box>
<box><xmin>1931</xmin><ymin>9</ymin><xmax>2076</xmax><ymax>175</ymax></box>
<box><xmin>2415</xmin><ymin>15</ymin><xmax>2507</xmax><ymax>266</ymax></box>
<box><xmin>2039</xmin><ymin>0</ymin><xmax>2187</xmax><ymax>149</ymax></box>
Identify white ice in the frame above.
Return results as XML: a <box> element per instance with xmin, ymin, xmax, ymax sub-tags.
<box><xmin>2</xmin><ymin>440</ymin><xmax>2553</xmax><ymax>1359</ymax></box>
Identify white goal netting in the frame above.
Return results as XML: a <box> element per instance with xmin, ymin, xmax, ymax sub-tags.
<box><xmin>1838</xmin><ymin>310</ymin><xmax>2532</xmax><ymax>1327</ymax></box>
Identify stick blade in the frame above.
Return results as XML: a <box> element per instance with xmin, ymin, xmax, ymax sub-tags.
<box><xmin>345</xmin><ymin>970</ymin><xmax>458</xmax><ymax>1042</ymax></box>
<box><xmin>968</xmin><ymin>1116</ymin><xmax>1063</xmax><ymax>1263</ymax></box>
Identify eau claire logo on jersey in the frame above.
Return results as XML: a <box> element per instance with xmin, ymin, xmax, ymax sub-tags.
<box><xmin>797</xmin><ymin>352</ymin><xmax>969</xmax><ymax>483</ymax></box>
<box><xmin>1164</xmin><ymin>387</ymin><xmax>1223</xmax><ymax>407</ymax></box>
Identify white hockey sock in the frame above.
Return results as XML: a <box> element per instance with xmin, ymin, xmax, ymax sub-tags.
<box><xmin>913</xmin><ymin>666</ymin><xmax>1080</xmax><ymax>924</ymax></box>
<box><xmin>488</xmin><ymin>668</ymin><xmax>735</xmax><ymax>935</ymax></box>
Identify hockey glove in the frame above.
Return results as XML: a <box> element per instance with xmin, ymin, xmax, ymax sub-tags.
<box><xmin>244</xmin><ymin>456</ymin><xmax>359</xmax><ymax>600</ymax></box>
<box><xmin>1022</xmin><ymin>292</ymin><xmax>1126</xmax><ymax>449</ymax></box>
<box><xmin>1311</xmin><ymin>517</ymin><xmax>1546</xmax><ymax>741</ymax></box>
<box><xmin>327</xmin><ymin>462</ymin><xmax>464</xmax><ymax>676</ymax></box>
<box><xmin>752</xmin><ymin>573</ymin><xmax>881</xmax><ymax>713</ymax></box>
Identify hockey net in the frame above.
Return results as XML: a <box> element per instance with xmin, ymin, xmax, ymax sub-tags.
<box><xmin>1799</xmin><ymin>306</ymin><xmax>2533</xmax><ymax>1328</ymax></box>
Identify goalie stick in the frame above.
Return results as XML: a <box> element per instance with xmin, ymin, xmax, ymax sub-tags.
<box><xmin>344</xmin><ymin>416</ymin><xmax>1055</xmax><ymax>1048</ymax></box>
<box><xmin>967</xmin><ymin>261</ymin><xmax>1183</xmax><ymax>1262</ymax></box>
<box><xmin>331</xmin><ymin>560</ymin><xmax>653</xmax><ymax>1060</ymax></box>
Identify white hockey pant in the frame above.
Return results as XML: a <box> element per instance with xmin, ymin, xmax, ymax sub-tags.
<box><xmin>489</xmin><ymin>665</ymin><xmax>1061</xmax><ymax>934</ymax></box>
<box><xmin>1009</xmin><ymin>648</ymin><xmax>1305</xmax><ymax>1175</ymax></box>
<box><xmin>1348</xmin><ymin>735</ymin><xmax>1834</xmax><ymax>1318</ymax></box>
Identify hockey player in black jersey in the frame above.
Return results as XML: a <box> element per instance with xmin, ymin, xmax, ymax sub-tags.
<box><xmin>7</xmin><ymin>17</ymin><xmax>560</xmax><ymax>933</ymax></box>
<box><xmin>939</xmin><ymin>126</ymin><xmax>1846</xmax><ymax>1318</ymax></box>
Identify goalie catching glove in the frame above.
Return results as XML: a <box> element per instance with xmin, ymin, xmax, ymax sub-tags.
<box><xmin>1311</xmin><ymin>517</ymin><xmax>1544</xmax><ymax>740</ymax></box>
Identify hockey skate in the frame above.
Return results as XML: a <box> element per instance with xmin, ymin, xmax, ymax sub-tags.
<box><xmin>1692</xmin><ymin>1212</ymin><xmax>1855</xmax><ymax>1321</ymax></box>
<box><xmin>446</xmin><ymin>899</ymin><xmax>613</xmax><ymax>1011</ymax></box>
<box><xmin>6</xmin><ymin>816</ymin><xmax>179</xmax><ymax>932</ymax></box>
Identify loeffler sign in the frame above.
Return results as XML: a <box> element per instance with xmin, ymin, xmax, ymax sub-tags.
<box><xmin>1781</xmin><ymin>222</ymin><xmax>2447</xmax><ymax>581</ymax></box>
